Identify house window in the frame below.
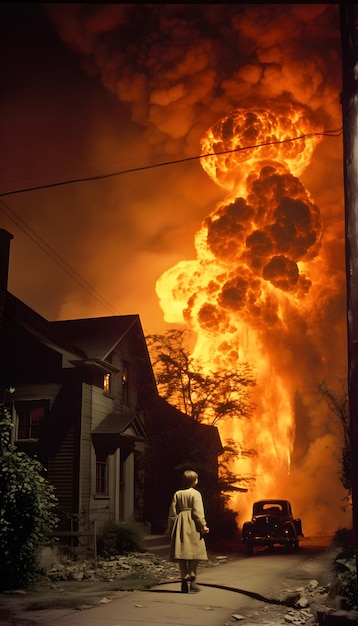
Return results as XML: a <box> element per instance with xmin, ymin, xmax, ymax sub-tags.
<box><xmin>16</xmin><ymin>401</ymin><xmax>48</xmax><ymax>440</ymax></box>
<box><xmin>96</xmin><ymin>455</ymin><xmax>109</xmax><ymax>495</ymax></box>
<box><xmin>103</xmin><ymin>373</ymin><xmax>111</xmax><ymax>394</ymax></box>
<box><xmin>122</xmin><ymin>362</ymin><xmax>129</xmax><ymax>403</ymax></box>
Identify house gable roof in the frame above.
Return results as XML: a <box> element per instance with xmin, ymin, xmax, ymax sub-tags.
<box><xmin>51</xmin><ymin>315</ymin><xmax>157</xmax><ymax>390</ymax></box>
<box><xmin>51</xmin><ymin>315</ymin><xmax>141</xmax><ymax>360</ymax></box>
<box><xmin>3</xmin><ymin>291</ymin><xmax>157</xmax><ymax>393</ymax></box>
<box><xmin>148</xmin><ymin>396</ymin><xmax>223</xmax><ymax>454</ymax></box>
<box><xmin>5</xmin><ymin>292</ymin><xmax>86</xmax><ymax>361</ymax></box>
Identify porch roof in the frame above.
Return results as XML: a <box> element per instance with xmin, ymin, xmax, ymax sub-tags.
<box><xmin>92</xmin><ymin>412</ymin><xmax>145</xmax><ymax>436</ymax></box>
<box><xmin>92</xmin><ymin>412</ymin><xmax>147</xmax><ymax>457</ymax></box>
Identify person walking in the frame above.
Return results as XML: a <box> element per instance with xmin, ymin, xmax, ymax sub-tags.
<box><xmin>167</xmin><ymin>469</ymin><xmax>210</xmax><ymax>593</ymax></box>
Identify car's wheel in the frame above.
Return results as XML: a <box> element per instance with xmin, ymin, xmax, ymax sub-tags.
<box><xmin>286</xmin><ymin>538</ymin><xmax>299</xmax><ymax>551</ymax></box>
<box><xmin>246</xmin><ymin>542</ymin><xmax>254</xmax><ymax>556</ymax></box>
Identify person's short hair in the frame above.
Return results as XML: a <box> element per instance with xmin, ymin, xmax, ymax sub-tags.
<box><xmin>182</xmin><ymin>469</ymin><xmax>198</xmax><ymax>488</ymax></box>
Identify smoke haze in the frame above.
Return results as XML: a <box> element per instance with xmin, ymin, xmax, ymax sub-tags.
<box><xmin>1</xmin><ymin>4</ymin><xmax>349</xmax><ymax>533</ymax></box>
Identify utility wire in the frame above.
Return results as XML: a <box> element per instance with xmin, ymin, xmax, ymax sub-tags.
<box><xmin>0</xmin><ymin>198</ymin><xmax>119</xmax><ymax>315</ymax></box>
<box><xmin>0</xmin><ymin>128</ymin><xmax>343</xmax><ymax>198</ymax></box>
<box><xmin>0</xmin><ymin>127</ymin><xmax>343</xmax><ymax>315</ymax></box>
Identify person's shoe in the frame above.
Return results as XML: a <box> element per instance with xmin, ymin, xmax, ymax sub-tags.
<box><xmin>190</xmin><ymin>580</ymin><xmax>201</xmax><ymax>592</ymax></box>
<box><xmin>181</xmin><ymin>580</ymin><xmax>189</xmax><ymax>593</ymax></box>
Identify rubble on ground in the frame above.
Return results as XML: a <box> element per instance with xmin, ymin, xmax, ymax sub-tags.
<box><xmin>254</xmin><ymin>574</ymin><xmax>358</xmax><ymax>626</ymax></box>
<box><xmin>45</xmin><ymin>552</ymin><xmax>179</xmax><ymax>583</ymax></box>
<box><xmin>44</xmin><ymin>550</ymin><xmax>225</xmax><ymax>584</ymax></box>
<box><xmin>260</xmin><ymin>578</ymin><xmax>330</xmax><ymax>625</ymax></box>
<box><xmin>3</xmin><ymin>548</ymin><xmax>356</xmax><ymax>626</ymax></box>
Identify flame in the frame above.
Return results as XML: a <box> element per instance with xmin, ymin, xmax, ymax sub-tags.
<box><xmin>42</xmin><ymin>3</ymin><xmax>348</xmax><ymax>534</ymax></box>
<box><xmin>200</xmin><ymin>105</ymin><xmax>322</xmax><ymax>191</ymax></box>
<box><xmin>156</xmin><ymin>103</ymin><xmax>341</xmax><ymax>527</ymax></box>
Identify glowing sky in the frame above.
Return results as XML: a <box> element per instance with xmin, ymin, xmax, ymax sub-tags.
<box><xmin>0</xmin><ymin>4</ymin><xmax>343</xmax><ymax>333</ymax></box>
<box><xmin>0</xmin><ymin>3</ymin><xmax>350</xmax><ymax>532</ymax></box>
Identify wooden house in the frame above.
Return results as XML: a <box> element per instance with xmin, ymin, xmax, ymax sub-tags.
<box><xmin>0</xmin><ymin>229</ymin><xmax>223</xmax><ymax>548</ymax></box>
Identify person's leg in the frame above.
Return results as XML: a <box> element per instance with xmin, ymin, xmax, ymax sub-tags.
<box><xmin>179</xmin><ymin>560</ymin><xmax>189</xmax><ymax>579</ymax></box>
<box><xmin>179</xmin><ymin>560</ymin><xmax>189</xmax><ymax>593</ymax></box>
<box><xmin>188</xmin><ymin>559</ymin><xmax>198</xmax><ymax>580</ymax></box>
<box><xmin>188</xmin><ymin>560</ymin><xmax>201</xmax><ymax>592</ymax></box>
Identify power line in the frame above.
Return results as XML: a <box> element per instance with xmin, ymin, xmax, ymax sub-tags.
<box><xmin>0</xmin><ymin>127</ymin><xmax>343</xmax><ymax>315</ymax></box>
<box><xmin>0</xmin><ymin>128</ymin><xmax>342</xmax><ymax>198</ymax></box>
<box><xmin>0</xmin><ymin>198</ymin><xmax>119</xmax><ymax>315</ymax></box>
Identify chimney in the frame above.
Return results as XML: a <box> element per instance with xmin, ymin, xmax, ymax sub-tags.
<box><xmin>0</xmin><ymin>229</ymin><xmax>14</xmax><ymax>334</ymax></box>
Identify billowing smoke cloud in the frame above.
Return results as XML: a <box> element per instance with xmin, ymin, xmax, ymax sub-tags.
<box><xmin>45</xmin><ymin>4</ymin><xmax>341</xmax><ymax>154</ymax></box>
<box><xmin>43</xmin><ymin>4</ymin><xmax>348</xmax><ymax>533</ymax></box>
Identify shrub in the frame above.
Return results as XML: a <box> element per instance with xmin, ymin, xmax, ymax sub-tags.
<box><xmin>0</xmin><ymin>406</ymin><xmax>59</xmax><ymax>590</ymax></box>
<box><xmin>334</xmin><ymin>556</ymin><xmax>358</xmax><ymax>609</ymax></box>
<box><xmin>332</xmin><ymin>527</ymin><xmax>355</xmax><ymax>555</ymax></box>
<box><xmin>330</xmin><ymin>527</ymin><xmax>357</xmax><ymax>609</ymax></box>
<box><xmin>97</xmin><ymin>521</ymin><xmax>145</xmax><ymax>557</ymax></box>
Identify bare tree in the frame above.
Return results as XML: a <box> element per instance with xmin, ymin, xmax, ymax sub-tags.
<box><xmin>317</xmin><ymin>377</ymin><xmax>351</xmax><ymax>498</ymax></box>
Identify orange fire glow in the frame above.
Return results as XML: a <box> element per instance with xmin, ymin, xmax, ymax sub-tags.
<box><xmin>156</xmin><ymin>103</ymin><xmax>343</xmax><ymax>529</ymax></box>
<box><xmin>36</xmin><ymin>3</ymin><xmax>348</xmax><ymax>534</ymax></box>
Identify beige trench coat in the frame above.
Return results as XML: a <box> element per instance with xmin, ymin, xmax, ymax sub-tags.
<box><xmin>167</xmin><ymin>487</ymin><xmax>208</xmax><ymax>561</ymax></box>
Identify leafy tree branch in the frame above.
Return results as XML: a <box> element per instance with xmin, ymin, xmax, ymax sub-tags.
<box><xmin>146</xmin><ymin>328</ymin><xmax>256</xmax><ymax>425</ymax></box>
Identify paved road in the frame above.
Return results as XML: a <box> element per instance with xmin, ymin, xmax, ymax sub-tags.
<box><xmin>11</xmin><ymin>536</ymin><xmax>334</xmax><ymax>626</ymax></box>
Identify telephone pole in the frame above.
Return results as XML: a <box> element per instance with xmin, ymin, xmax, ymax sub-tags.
<box><xmin>340</xmin><ymin>2</ymin><xmax>358</xmax><ymax>571</ymax></box>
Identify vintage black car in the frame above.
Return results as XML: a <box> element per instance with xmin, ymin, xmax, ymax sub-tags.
<box><xmin>241</xmin><ymin>499</ymin><xmax>303</xmax><ymax>555</ymax></box>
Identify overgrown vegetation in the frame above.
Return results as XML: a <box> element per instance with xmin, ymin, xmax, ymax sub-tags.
<box><xmin>330</xmin><ymin>527</ymin><xmax>357</xmax><ymax>610</ymax></box>
<box><xmin>0</xmin><ymin>405</ymin><xmax>59</xmax><ymax>590</ymax></box>
<box><xmin>96</xmin><ymin>521</ymin><xmax>145</xmax><ymax>557</ymax></box>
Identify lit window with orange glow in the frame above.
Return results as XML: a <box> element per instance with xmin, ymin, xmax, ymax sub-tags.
<box><xmin>122</xmin><ymin>362</ymin><xmax>129</xmax><ymax>404</ymax></box>
<box><xmin>103</xmin><ymin>373</ymin><xmax>111</xmax><ymax>393</ymax></box>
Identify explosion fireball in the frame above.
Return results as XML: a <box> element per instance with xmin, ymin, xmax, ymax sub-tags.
<box><xmin>156</xmin><ymin>104</ymin><xmax>345</xmax><ymax>530</ymax></box>
<box><xmin>41</xmin><ymin>3</ymin><xmax>348</xmax><ymax>534</ymax></box>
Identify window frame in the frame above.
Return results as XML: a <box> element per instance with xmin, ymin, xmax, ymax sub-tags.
<box><xmin>15</xmin><ymin>400</ymin><xmax>48</xmax><ymax>441</ymax></box>
<box><xmin>95</xmin><ymin>455</ymin><xmax>109</xmax><ymax>496</ymax></box>
<box><xmin>103</xmin><ymin>372</ymin><xmax>112</xmax><ymax>394</ymax></box>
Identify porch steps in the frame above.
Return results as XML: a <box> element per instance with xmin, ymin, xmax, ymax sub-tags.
<box><xmin>143</xmin><ymin>534</ymin><xmax>170</xmax><ymax>555</ymax></box>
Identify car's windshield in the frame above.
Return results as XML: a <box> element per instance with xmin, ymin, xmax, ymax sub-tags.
<box><xmin>253</xmin><ymin>502</ymin><xmax>287</xmax><ymax>516</ymax></box>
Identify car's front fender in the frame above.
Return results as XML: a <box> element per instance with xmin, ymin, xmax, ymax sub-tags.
<box><xmin>282</xmin><ymin>521</ymin><xmax>298</xmax><ymax>538</ymax></box>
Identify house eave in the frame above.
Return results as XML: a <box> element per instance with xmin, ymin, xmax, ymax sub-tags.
<box><xmin>69</xmin><ymin>359</ymin><xmax>120</xmax><ymax>373</ymax></box>
<box><xmin>91</xmin><ymin>432</ymin><xmax>146</xmax><ymax>457</ymax></box>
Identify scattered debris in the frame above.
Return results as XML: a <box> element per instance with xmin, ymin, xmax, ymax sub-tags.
<box><xmin>46</xmin><ymin>552</ymin><xmax>178</xmax><ymax>583</ymax></box>
<box><xmin>99</xmin><ymin>597</ymin><xmax>112</xmax><ymax>604</ymax></box>
<box><xmin>1</xmin><ymin>546</ymin><xmax>356</xmax><ymax>626</ymax></box>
